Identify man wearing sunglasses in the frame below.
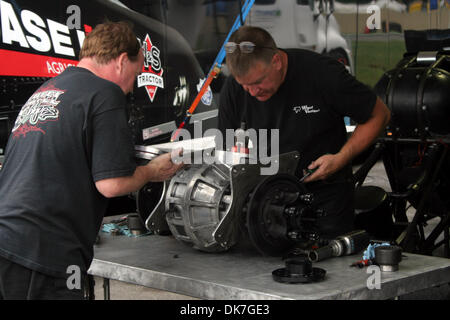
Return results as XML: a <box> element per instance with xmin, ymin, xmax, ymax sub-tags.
<box><xmin>218</xmin><ymin>26</ymin><xmax>390</xmax><ymax>240</ymax></box>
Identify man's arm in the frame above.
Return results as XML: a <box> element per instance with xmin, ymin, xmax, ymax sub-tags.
<box><xmin>95</xmin><ymin>151</ymin><xmax>183</xmax><ymax>198</ymax></box>
<box><xmin>305</xmin><ymin>97</ymin><xmax>390</xmax><ymax>182</ymax></box>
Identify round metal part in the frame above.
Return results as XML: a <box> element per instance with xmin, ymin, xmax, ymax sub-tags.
<box><xmin>246</xmin><ymin>174</ymin><xmax>307</xmax><ymax>256</ymax></box>
<box><xmin>374</xmin><ymin>53</ymin><xmax>450</xmax><ymax>138</ymax></box>
<box><xmin>375</xmin><ymin>245</ymin><xmax>402</xmax><ymax>272</ymax></box>
<box><xmin>272</xmin><ymin>256</ymin><xmax>326</xmax><ymax>284</ymax></box>
<box><xmin>379</xmin><ymin>264</ymin><xmax>399</xmax><ymax>272</ymax></box>
<box><xmin>164</xmin><ymin>164</ymin><xmax>233</xmax><ymax>252</ymax></box>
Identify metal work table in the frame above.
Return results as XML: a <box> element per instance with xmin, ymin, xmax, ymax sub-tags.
<box><xmin>88</xmin><ymin>232</ymin><xmax>450</xmax><ymax>300</ymax></box>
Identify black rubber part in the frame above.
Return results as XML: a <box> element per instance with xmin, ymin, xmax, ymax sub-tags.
<box><xmin>374</xmin><ymin>245</ymin><xmax>402</xmax><ymax>265</ymax></box>
<box><xmin>127</xmin><ymin>214</ymin><xmax>145</xmax><ymax>231</ymax></box>
<box><xmin>272</xmin><ymin>257</ymin><xmax>326</xmax><ymax>284</ymax></box>
<box><xmin>272</xmin><ymin>267</ymin><xmax>326</xmax><ymax>284</ymax></box>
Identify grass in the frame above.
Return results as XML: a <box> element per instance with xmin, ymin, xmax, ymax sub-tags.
<box><xmin>351</xmin><ymin>39</ymin><xmax>407</xmax><ymax>88</ymax></box>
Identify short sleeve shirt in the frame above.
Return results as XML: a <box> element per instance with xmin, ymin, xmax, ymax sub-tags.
<box><xmin>219</xmin><ymin>49</ymin><xmax>377</xmax><ymax>177</ymax></box>
<box><xmin>0</xmin><ymin>67</ymin><xmax>136</xmax><ymax>277</ymax></box>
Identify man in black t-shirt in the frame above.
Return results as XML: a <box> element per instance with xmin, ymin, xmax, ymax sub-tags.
<box><xmin>219</xmin><ymin>26</ymin><xmax>390</xmax><ymax>240</ymax></box>
<box><xmin>0</xmin><ymin>22</ymin><xmax>183</xmax><ymax>300</ymax></box>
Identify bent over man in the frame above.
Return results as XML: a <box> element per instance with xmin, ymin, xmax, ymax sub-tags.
<box><xmin>219</xmin><ymin>26</ymin><xmax>390</xmax><ymax>240</ymax></box>
<box><xmin>0</xmin><ymin>22</ymin><xmax>182</xmax><ymax>300</ymax></box>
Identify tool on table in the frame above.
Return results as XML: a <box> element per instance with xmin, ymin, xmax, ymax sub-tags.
<box><xmin>308</xmin><ymin>230</ymin><xmax>370</xmax><ymax>262</ymax></box>
<box><xmin>350</xmin><ymin>259</ymin><xmax>373</xmax><ymax>268</ymax></box>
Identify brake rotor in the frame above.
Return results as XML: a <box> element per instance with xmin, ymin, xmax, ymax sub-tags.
<box><xmin>246</xmin><ymin>174</ymin><xmax>307</xmax><ymax>256</ymax></box>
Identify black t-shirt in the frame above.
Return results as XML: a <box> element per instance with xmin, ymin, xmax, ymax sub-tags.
<box><xmin>218</xmin><ymin>49</ymin><xmax>377</xmax><ymax>237</ymax></box>
<box><xmin>0</xmin><ymin>67</ymin><xmax>136</xmax><ymax>278</ymax></box>
<box><xmin>219</xmin><ymin>49</ymin><xmax>377</xmax><ymax>177</ymax></box>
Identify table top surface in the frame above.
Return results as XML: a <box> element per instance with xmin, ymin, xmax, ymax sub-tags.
<box><xmin>89</xmin><ymin>232</ymin><xmax>450</xmax><ymax>300</ymax></box>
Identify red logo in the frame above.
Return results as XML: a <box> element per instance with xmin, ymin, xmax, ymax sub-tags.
<box><xmin>137</xmin><ymin>34</ymin><xmax>164</xmax><ymax>102</ymax></box>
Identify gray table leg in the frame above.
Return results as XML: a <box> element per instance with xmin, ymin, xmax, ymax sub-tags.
<box><xmin>103</xmin><ymin>278</ymin><xmax>110</xmax><ymax>300</ymax></box>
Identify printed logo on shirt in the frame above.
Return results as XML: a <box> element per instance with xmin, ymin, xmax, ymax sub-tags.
<box><xmin>12</xmin><ymin>84</ymin><xmax>64</xmax><ymax>138</ymax></box>
<box><xmin>293</xmin><ymin>105</ymin><xmax>320</xmax><ymax>114</ymax></box>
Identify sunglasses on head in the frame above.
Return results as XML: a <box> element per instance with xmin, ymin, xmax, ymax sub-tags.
<box><xmin>224</xmin><ymin>41</ymin><xmax>275</xmax><ymax>54</ymax></box>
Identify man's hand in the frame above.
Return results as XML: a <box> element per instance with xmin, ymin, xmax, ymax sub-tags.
<box><xmin>95</xmin><ymin>148</ymin><xmax>184</xmax><ymax>198</ymax></box>
<box><xmin>303</xmin><ymin>97</ymin><xmax>390</xmax><ymax>183</ymax></box>
<box><xmin>146</xmin><ymin>149</ymin><xmax>184</xmax><ymax>182</ymax></box>
<box><xmin>303</xmin><ymin>153</ymin><xmax>346</xmax><ymax>182</ymax></box>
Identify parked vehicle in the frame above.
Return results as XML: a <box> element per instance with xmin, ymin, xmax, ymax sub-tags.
<box><xmin>248</xmin><ymin>0</ymin><xmax>354</xmax><ymax>73</ymax></box>
<box><xmin>0</xmin><ymin>0</ymin><xmax>218</xmax><ymax>154</ymax></box>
